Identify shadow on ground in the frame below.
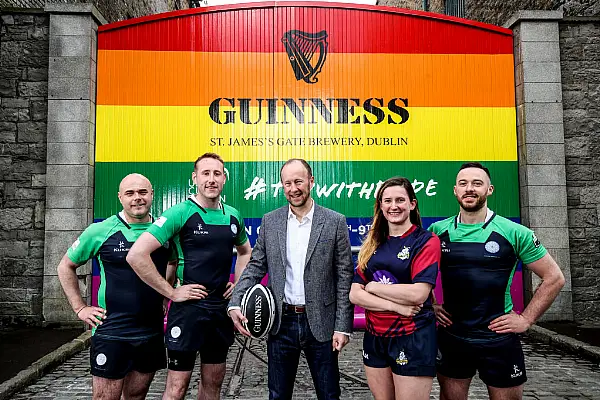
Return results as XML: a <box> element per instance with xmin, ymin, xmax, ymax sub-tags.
<box><xmin>539</xmin><ymin>320</ymin><xmax>600</xmax><ymax>348</ymax></box>
<box><xmin>0</xmin><ymin>326</ymin><xmax>83</xmax><ymax>383</ymax></box>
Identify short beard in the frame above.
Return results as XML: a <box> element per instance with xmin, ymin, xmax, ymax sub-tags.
<box><xmin>458</xmin><ymin>195</ymin><xmax>487</xmax><ymax>212</ymax></box>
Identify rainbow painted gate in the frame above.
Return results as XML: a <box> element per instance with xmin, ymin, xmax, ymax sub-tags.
<box><xmin>94</xmin><ymin>3</ymin><xmax>521</xmax><ymax>319</ymax></box>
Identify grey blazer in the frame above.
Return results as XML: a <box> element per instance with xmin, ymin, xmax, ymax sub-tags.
<box><xmin>230</xmin><ymin>203</ymin><xmax>354</xmax><ymax>342</ymax></box>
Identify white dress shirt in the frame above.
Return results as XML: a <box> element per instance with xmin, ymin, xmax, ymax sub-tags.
<box><xmin>284</xmin><ymin>201</ymin><xmax>315</xmax><ymax>305</ymax></box>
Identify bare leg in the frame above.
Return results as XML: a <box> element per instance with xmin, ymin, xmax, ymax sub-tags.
<box><xmin>198</xmin><ymin>362</ymin><xmax>226</xmax><ymax>400</ymax></box>
<box><xmin>393</xmin><ymin>375</ymin><xmax>433</xmax><ymax>400</ymax></box>
<box><xmin>163</xmin><ymin>370</ymin><xmax>193</xmax><ymax>400</ymax></box>
<box><xmin>122</xmin><ymin>370</ymin><xmax>156</xmax><ymax>400</ymax></box>
<box><xmin>437</xmin><ymin>373</ymin><xmax>472</xmax><ymax>400</ymax></box>
<box><xmin>487</xmin><ymin>384</ymin><xmax>523</xmax><ymax>400</ymax></box>
<box><xmin>364</xmin><ymin>366</ymin><xmax>395</xmax><ymax>400</ymax></box>
<box><xmin>92</xmin><ymin>376</ymin><xmax>124</xmax><ymax>400</ymax></box>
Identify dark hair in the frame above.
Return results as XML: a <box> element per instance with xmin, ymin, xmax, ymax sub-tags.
<box><xmin>280</xmin><ymin>158</ymin><xmax>313</xmax><ymax>179</ymax></box>
<box><xmin>194</xmin><ymin>153</ymin><xmax>224</xmax><ymax>171</ymax></box>
<box><xmin>459</xmin><ymin>162</ymin><xmax>491</xmax><ymax>180</ymax></box>
<box><xmin>357</xmin><ymin>177</ymin><xmax>422</xmax><ymax>271</ymax></box>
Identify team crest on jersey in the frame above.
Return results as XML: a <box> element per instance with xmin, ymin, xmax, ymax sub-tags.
<box><xmin>96</xmin><ymin>353</ymin><xmax>107</xmax><ymax>366</ymax></box>
<box><xmin>484</xmin><ymin>241</ymin><xmax>500</xmax><ymax>254</ymax></box>
<box><xmin>395</xmin><ymin>350</ymin><xmax>408</xmax><ymax>365</ymax></box>
<box><xmin>231</xmin><ymin>224</ymin><xmax>238</xmax><ymax>235</ymax></box>
<box><xmin>171</xmin><ymin>326</ymin><xmax>181</xmax><ymax>339</ymax></box>
<box><xmin>397</xmin><ymin>246</ymin><xmax>410</xmax><ymax>260</ymax></box>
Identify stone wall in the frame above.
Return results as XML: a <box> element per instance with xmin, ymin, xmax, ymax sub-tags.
<box><xmin>0</xmin><ymin>11</ymin><xmax>48</xmax><ymax>326</ymax></box>
<box><xmin>378</xmin><ymin>0</ymin><xmax>445</xmax><ymax>13</ymax></box>
<box><xmin>560</xmin><ymin>20</ymin><xmax>600</xmax><ymax>321</ymax></box>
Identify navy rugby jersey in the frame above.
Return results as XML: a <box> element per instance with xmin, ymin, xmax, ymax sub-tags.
<box><xmin>147</xmin><ymin>196</ymin><xmax>248</xmax><ymax>309</ymax></box>
<box><xmin>428</xmin><ymin>212</ymin><xmax>547</xmax><ymax>342</ymax></box>
<box><xmin>68</xmin><ymin>213</ymin><xmax>174</xmax><ymax>340</ymax></box>
<box><xmin>354</xmin><ymin>225</ymin><xmax>440</xmax><ymax>336</ymax></box>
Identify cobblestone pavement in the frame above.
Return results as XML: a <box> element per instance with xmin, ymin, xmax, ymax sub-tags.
<box><xmin>12</xmin><ymin>332</ymin><xmax>600</xmax><ymax>399</ymax></box>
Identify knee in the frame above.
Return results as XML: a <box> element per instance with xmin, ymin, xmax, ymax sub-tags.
<box><xmin>165</xmin><ymin>382</ymin><xmax>188</xmax><ymax>400</ymax></box>
<box><xmin>201</xmin><ymin>370</ymin><xmax>225</xmax><ymax>390</ymax></box>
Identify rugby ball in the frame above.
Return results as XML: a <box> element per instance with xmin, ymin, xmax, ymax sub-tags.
<box><xmin>240</xmin><ymin>284</ymin><xmax>275</xmax><ymax>339</ymax></box>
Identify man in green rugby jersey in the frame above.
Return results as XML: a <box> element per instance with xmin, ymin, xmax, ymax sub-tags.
<box><xmin>58</xmin><ymin>174</ymin><xmax>180</xmax><ymax>400</ymax></box>
<box><xmin>127</xmin><ymin>153</ymin><xmax>252</xmax><ymax>400</ymax></box>
<box><xmin>429</xmin><ymin>162</ymin><xmax>565</xmax><ymax>400</ymax></box>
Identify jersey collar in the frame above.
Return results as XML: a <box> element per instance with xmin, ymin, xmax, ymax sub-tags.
<box><xmin>454</xmin><ymin>208</ymin><xmax>496</xmax><ymax>229</ymax></box>
<box><xmin>117</xmin><ymin>211</ymin><xmax>154</xmax><ymax>229</ymax></box>
<box><xmin>188</xmin><ymin>195</ymin><xmax>225</xmax><ymax>215</ymax></box>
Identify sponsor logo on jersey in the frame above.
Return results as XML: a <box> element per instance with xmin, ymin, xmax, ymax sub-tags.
<box><xmin>171</xmin><ymin>326</ymin><xmax>182</xmax><ymax>339</ymax></box>
<box><xmin>113</xmin><ymin>240</ymin><xmax>131</xmax><ymax>252</ymax></box>
<box><xmin>395</xmin><ymin>350</ymin><xmax>408</xmax><ymax>365</ymax></box>
<box><xmin>154</xmin><ymin>216</ymin><xmax>167</xmax><ymax>227</ymax></box>
<box><xmin>373</xmin><ymin>270</ymin><xmax>398</xmax><ymax>285</ymax></box>
<box><xmin>511</xmin><ymin>364</ymin><xmax>523</xmax><ymax>378</ymax></box>
<box><xmin>484</xmin><ymin>240</ymin><xmax>500</xmax><ymax>254</ymax></box>
<box><xmin>532</xmin><ymin>232</ymin><xmax>541</xmax><ymax>248</ymax></box>
<box><xmin>441</xmin><ymin>240</ymin><xmax>450</xmax><ymax>253</ymax></box>
<box><xmin>231</xmin><ymin>223</ymin><xmax>238</xmax><ymax>235</ymax></box>
<box><xmin>397</xmin><ymin>246</ymin><xmax>410</xmax><ymax>260</ymax></box>
<box><xmin>194</xmin><ymin>223</ymin><xmax>209</xmax><ymax>235</ymax></box>
<box><xmin>96</xmin><ymin>353</ymin><xmax>107</xmax><ymax>366</ymax></box>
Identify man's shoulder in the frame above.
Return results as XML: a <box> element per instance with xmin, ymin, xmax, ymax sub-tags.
<box><xmin>262</xmin><ymin>205</ymin><xmax>288</xmax><ymax>221</ymax></box>
<box><xmin>428</xmin><ymin>216</ymin><xmax>455</xmax><ymax>233</ymax></box>
<box><xmin>223</xmin><ymin>203</ymin><xmax>242</xmax><ymax>218</ymax></box>
<box><xmin>85</xmin><ymin>215</ymin><xmax>120</xmax><ymax>234</ymax></box>
<box><xmin>489</xmin><ymin>214</ymin><xmax>533</xmax><ymax>238</ymax></box>
<box><xmin>315</xmin><ymin>204</ymin><xmax>344</xmax><ymax>220</ymax></box>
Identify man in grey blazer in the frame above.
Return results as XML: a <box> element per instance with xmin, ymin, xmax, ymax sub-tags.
<box><xmin>228</xmin><ymin>158</ymin><xmax>354</xmax><ymax>400</ymax></box>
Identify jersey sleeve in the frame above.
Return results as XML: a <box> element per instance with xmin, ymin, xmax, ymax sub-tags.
<box><xmin>147</xmin><ymin>205</ymin><xmax>186</xmax><ymax>246</ymax></box>
<box><xmin>514</xmin><ymin>225</ymin><xmax>547</xmax><ymax>265</ymax></box>
<box><xmin>411</xmin><ymin>234</ymin><xmax>440</xmax><ymax>286</ymax></box>
<box><xmin>66</xmin><ymin>223</ymin><xmax>105</xmax><ymax>265</ymax></box>
<box><xmin>353</xmin><ymin>266</ymin><xmax>368</xmax><ymax>285</ymax></box>
<box><xmin>233</xmin><ymin>210</ymin><xmax>248</xmax><ymax>246</ymax></box>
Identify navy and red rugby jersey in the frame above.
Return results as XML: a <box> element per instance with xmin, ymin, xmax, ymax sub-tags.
<box><xmin>354</xmin><ymin>225</ymin><xmax>440</xmax><ymax>336</ymax></box>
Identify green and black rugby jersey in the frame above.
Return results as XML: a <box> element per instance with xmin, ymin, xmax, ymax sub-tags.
<box><xmin>428</xmin><ymin>211</ymin><xmax>547</xmax><ymax>342</ymax></box>
<box><xmin>68</xmin><ymin>212</ymin><xmax>174</xmax><ymax>340</ymax></box>
<box><xmin>147</xmin><ymin>196</ymin><xmax>248</xmax><ymax>309</ymax></box>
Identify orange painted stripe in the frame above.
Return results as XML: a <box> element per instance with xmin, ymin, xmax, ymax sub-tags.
<box><xmin>97</xmin><ymin>51</ymin><xmax>515</xmax><ymax>107</ymax></box>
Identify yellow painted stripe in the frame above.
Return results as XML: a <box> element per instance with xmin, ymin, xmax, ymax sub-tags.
<box><xmin>96</xmin><ymin>106</ymin><xmax>517</xmax><ymax>162</ymax></box>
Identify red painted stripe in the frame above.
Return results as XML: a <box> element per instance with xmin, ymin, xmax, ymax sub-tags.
<box><xmin>98</xmin><ymin>3</ymin><xmax>513</xmax><ymax>54</ymax></box>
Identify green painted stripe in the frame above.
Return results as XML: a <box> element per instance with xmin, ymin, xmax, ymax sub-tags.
<box><xmin>94</xmin><ymin>161</ymin><xmax>519</xmax><ymax>219</ymax></box>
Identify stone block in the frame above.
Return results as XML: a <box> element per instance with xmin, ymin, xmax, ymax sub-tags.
<box><xmin>522</xmin><ymin>102</ymin><xmax>564</xmax><ymax>124</ymax></box>
<box><xmin>520</xmin><ymin>21</ymin><xmax>559</xmax><ymax>42</ymax></box>
<box><xmin>43</xmin><ymin>297</ymin><xmax>77</xmax><ymax>323</ymax></box>
<box><xmin>566</xmin><ymin>164</ymin><xmax>594</xmax><ymax>182</ymax></box>
<box><xmin>13</xmin><ymin>275</ymin><xmax>43</xmax><ymax>289</ymax></box>
<box><xmin>17</xmin><ymin>122</ymin><xmax>47</xmax><ymax>143</ymax></box>
<box><xmin>0</xmin><ymin>130</ymin><xmax>16</xmax><ymax>143</ymax></box>
<box><xmin>43</xmin><ymin>274</ymin><xmax>88</xmax><ymax>299</ymax></box>
<box><xmin>0</xmin><ymin>302</ymin><xmax>32</xmax><ymax>316</ymax></box>
<box><xmin>524</xmin><ymin>143</ymin><xmax>565</xmax><ymax>165</ymax></box>
<box><xmin>17</xmin><ymin>82</ymin><xmax>48</xmax><ymax>97</ymax></box>
<box><xmin>526</xmin><ymin>164</ymin><xmax>566</xmax><ymax>186</ymax></box>
<box><xmin>521</xmin><ymin>41</ymin><xmax>561</xmax><ymax>62</ymax></box>
<box><xmin>0</xmin><ymin>288</ymin><xmax>28</xmax><ymax>302</ymax></box>
<box><xmin>568</xmin><ymin>208</ymin><xmax>598</xmax><ymax>228</ymax></box>
<box><xmin>531</xmin><ymin>227</ymin><xmax>569</xmax><ymax>249</ymax></box>
<box><xmin>2</xmin><ymin>98</ymin><xmax>29</xmax><ymax>108</ymax></box>
<box><xmin>528</xmin><ymin>206</ymin><xmax>568</xmax><ymax>228</ymax></box>
<box><xmin>0</xmin><ymin>107</ymin><xmax>19</xmax><ymax>122</ymax></box>
<box><xmin>48</xmin><ymin>77</ymin><xmax>92</xmax><ymax>100</ymax></box>
<box><xmin>27</xmin><ymin>67</ymin><xmax>48</xmax><ymax>82</ymax></box>
<box><xmin>46</xmin><ymin>186</ymin><xmax>93</xmax><ymax>209</ymax></box>
<box><xmin>43</xmin><ymin>230</ymin><xmax>80</xmax><ymax>275</ymax></box>
<box><xmin>49</xmin><ymin>35</ymin><xmax>92</xmax><ymax>58</ymax></box>
<box><xmin>47</xmin><ymin>121</ymin><xmax>94</xmax><ymax>143</ymax></box>
<box><xmin>46</xmin><ymin>164</ymin><xmax>93</xmax><ymax>187</ymax></box>
<box><xmin>49</xmin><ymin>57</ymin><xmax>92</xmax><ymax>79</ymax></box>
<box><xmin>15</xmin><ymin>188</ymin><xmax>45</xmax><ymax>200</ymax></box>
<box><xmin>31</xmin><ymin>101</ymin><xmax>47</xmax><ymax>122</ymax></box>
<box><xmin>47</xmin><ymin>142</ymin><xmax>92</xmax><ymax>165</ymax></box>
<box><xmin>50</xmin><ymin>14</ymin><xmax>93</xmax><ymax>37</ymax></box>
<box><xmin>580</xmin><ymin>186</ymin><xmax>600</xmax><ymax>204</ymax></box>
<box><xmin>18</xmin><ymin>109</ymin><xmax>30</xmax><ymax>122</ymax></box>
<box><xmin>0</xmin><ymin>208</ymin><xmax>33</xmax><ymax>230</ymax></box>
<box><xmin>47</xmin><ymin>99</ymin><xmax>91</xmax><ymax>122</ymax></box>
<box><xmin>523</xmin><ymin>82</ymin><xmax>562</xmax><ymax>103</ymax></box>
<box><xmin>32</xmin><ymin>174</ymin><xmax>46</xmax><ymax>187</ymax></box>
<box><xmin>45</xmin><ymin>208</ymin><xmax>90</xmax><ymax>231</ymax></box>
<box><xmin>538</xmin><ymin>290</ymin><xmax>573</xmax><ymax>321</ymax></box>
<box><xmin>526</xmin><ymin>185</ymin><xmax>567</xmax><ymax>207</ymax></box>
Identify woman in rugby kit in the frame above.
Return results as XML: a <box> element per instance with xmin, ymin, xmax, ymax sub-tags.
<box><xmin>350</xmin><ymin>177</ymin><xmax>441</xmax><ymax>400</ymax></box>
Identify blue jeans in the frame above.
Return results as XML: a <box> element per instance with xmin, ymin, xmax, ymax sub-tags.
<box><xmin>267</xmin><ymin>312</ymin><xmax>341</xmax><ymax>400</ymax></box>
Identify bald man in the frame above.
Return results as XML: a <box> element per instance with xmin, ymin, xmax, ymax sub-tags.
<box><xmin>57</xmin><ymin>174</ymin><xmax>177</xmax><ymax>400</ymax></box>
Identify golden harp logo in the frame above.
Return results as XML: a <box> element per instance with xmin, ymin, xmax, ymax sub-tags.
<box><xmin>282</xmin><ymin>30</ymin><xmax>328</xmax><ymax>84</ymax></box>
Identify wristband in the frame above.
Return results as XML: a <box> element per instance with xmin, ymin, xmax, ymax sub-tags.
<box><xmin>75</xmin><ymin>305</ymin><xmax>87</xmax><ymax>316</ymax></box>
